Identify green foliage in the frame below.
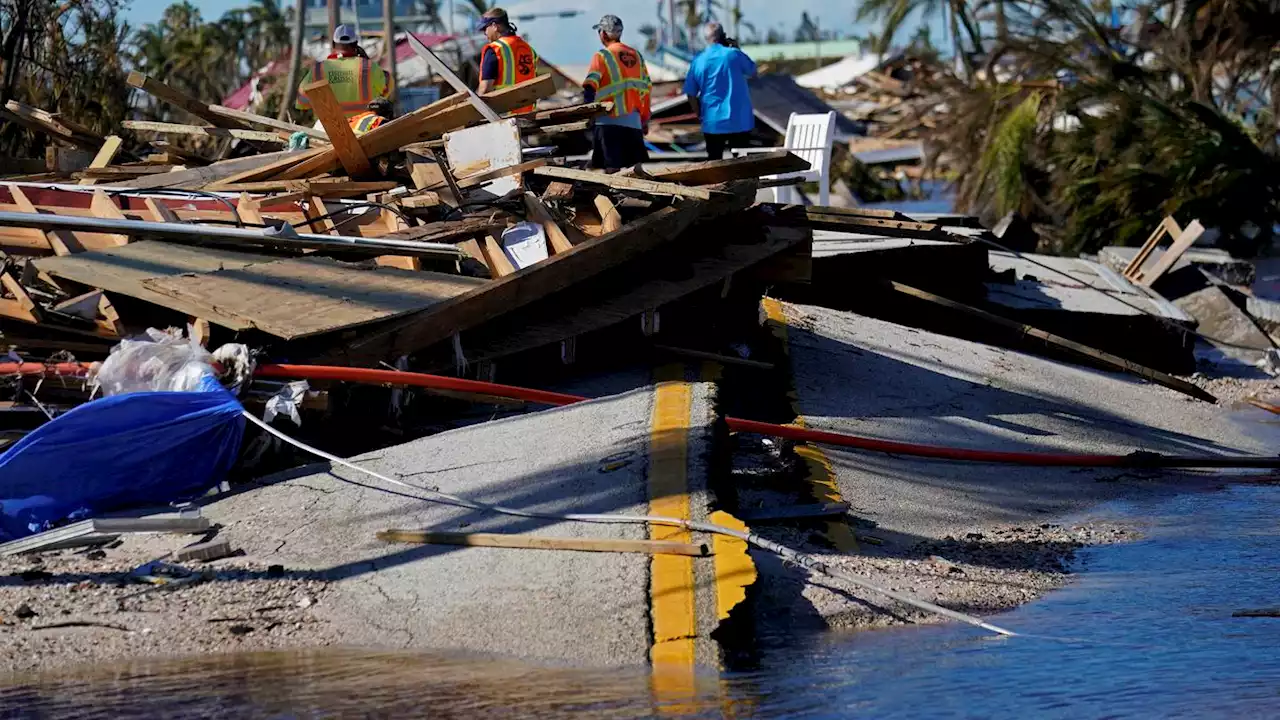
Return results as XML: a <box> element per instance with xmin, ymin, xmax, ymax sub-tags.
<box><xmin>975</xmin><ymin>91</ymin><xmax>1041</xmax><ymax>218</ymax></box>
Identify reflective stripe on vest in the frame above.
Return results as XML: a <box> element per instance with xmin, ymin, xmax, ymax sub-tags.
<box><xmin>595</xmin><ymin>44</ymin><xmax>649</xmax><ymax>117</ymax></box>
<box><xmin>486</xmin><ymin>36</ymin><xmax>538</xmax><ymax>112</ymax></box>
<box><xmin>350</xmin><ymin>112</ymin><xmax>385</xmax><ymax>135</ymax></box>
<box><xmin>303</xmin><ymin>58</ymin><xmax>377</xmax><ymax>115</ymax></box>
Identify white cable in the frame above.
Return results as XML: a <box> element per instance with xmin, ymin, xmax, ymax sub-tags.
<box><xmin>240</xmin><ymin>410</ymin><xmax>1018</xmax><ymax>637</ymax></box>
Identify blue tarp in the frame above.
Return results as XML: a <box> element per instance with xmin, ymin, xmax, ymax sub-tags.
<box><xmin>0</xmin><ymin>374</ymin><xmax>244</xmax><ymax>541</ymax></box>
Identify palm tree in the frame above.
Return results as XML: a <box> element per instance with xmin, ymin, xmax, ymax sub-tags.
<box><xmin>279</xmin><ymin>0</ymin><xmax>306</xmax><ymax>120</ymax></box>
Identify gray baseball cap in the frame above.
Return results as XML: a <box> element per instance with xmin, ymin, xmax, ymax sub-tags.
<box><xmin>333</xmin><ymin>24</ymin><xmax>358</xmax><ymax>44</ymax></box>
<box><xmin>593</xmin><ymin>14</ymin><xmax>623</xmax><ymax>35</ymax></box>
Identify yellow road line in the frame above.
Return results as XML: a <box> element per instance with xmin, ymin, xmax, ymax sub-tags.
<box><xmin>649</xmin><ymin>363</ymin><xmax>696</xmax><ymax>689</ymax></box>
<box><xmin>760</xmin><ymin>298</ymin><xmax>858</xmax><ymax>551</ymax></box>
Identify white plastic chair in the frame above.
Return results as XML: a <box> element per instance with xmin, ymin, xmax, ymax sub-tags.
<box><xmin>731</xmin><ymin>111</ymin><xmax>836</xmax><ymax>205</ymax></box>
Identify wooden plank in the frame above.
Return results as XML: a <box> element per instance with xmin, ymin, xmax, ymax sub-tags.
<box><xmin>1138</xmin><ymin>219</ymin><xmax>1205</xmax><ymax>287</ymax></box>
<box><xmin>342</xmin><ymin>199</ymin><xmax>714</xmax><ymax>360</ymax></box>
<box><xmin>3</xmin><ymin>101</ymin><xmax>102</xmax><ymax>151</ymax></box>
<box><xmin>274</xmin><ymin>75</ymin><xmax>556</xmax><ymax>181</ymax></box>
<box><xmin>377</xmin><ymin>529</ymin><xmax>710</xmax><ymax>556</ymax></box>
<box><xmin>482</xmin><ymin>231</ymin><xmax>517</xmax><ymax>277</ymax></box>
<box><xmin>0</xmin><ymin>272</ymin><xmax>41</xmax><ymax>323</ymax></box>
<box><xmin>126</xmin><ymin>72</ymin><xmax>274</xmax><ymax>153</ymax></box>
<box><xmin>79</xmin><ymin>165</ymin><xmax>174</xmax><ymax>178</ymax></box>
<box><xmin>121</xmin><ymin>121</ymin><xmax>286</xmax><ymax>144</ymax></box>
<box><xmin>627</xmin><ymin>151</ymin><xmax>810</xmax><ymax>185</ymax></box>
<box><xmin>122</xmin><ymin>150</ymin><xmax>310</xmax><ymax>190</ymax></box>
<box><xmin>207</xmin><ymin>104</ymin><xmax>330</xmax><ymax>142</ymax></box>
<box><xmin>299</xmin><ymin>79</ymin><xmax>373</xmax><ymax>177</ymax></box>
<box><xmin>140</xmin><ymin>256</ymin><xmax>486</xmax><ymax>339</ymax></box>
<box><xmin>402</xmin><ymin>31</ymin><xmax>503</xmax><ymax>123</ymax></box>
<box><xmin>541</xmin><ymin>181</ymin><xmax>575</xmax><ymax>202</ymax></box>
<box><xmin>144</xmin><ymin>197</ymin><xmax>182</xmax><ymax>224</ymax></box>
<box><xmin>532</xmin><ymin>166</ymin><xmax>717</xmax><ymax>200</ymax></box>
<box><xmin>95</xmin><ymin>292</ymin><xmax>125</xmax><ymax>337</ymax></box>
<box><xmin>887</xmin><ymin>281</ymin><xmax>1217</xmax><ymax>402</ymax></box>
<box><xmin>1</xmin><ymin>186</ymin><xmax>55</xmax><ymax>252</ymax></box>
<box><xmin>400</xmin><ymin>192</ymin><xmax>441</xmax><ymax>209</ymax></box>
<box><xmin>8</xmin><ymin>185</ymin><xmax>78</xmax><ymax>255</ymax></box>
<box><xmin>32</xmin><ymin>241</ymin><xmax>272</xmax><ymax>330</ymax></box>
<box><xmin>593</xmin><ymin>194</ymin><xmax>622</xmax><ymax>234</ymax></box>
<box><xmin>79</xmin><ymin>135</ymin><xmax>125</xmax><ymax>186</ymax></box>
<box><xmin>453</xmin><ymin>157</ymin><xmax>548</xmax><ymax>190</ymax></box>
<box><xmin>236</xmin><ymin>193</ymin><xmax>265</xmax><ymax>226</ymax></box>
<box><xmin>88</xmin><ymin>191</ymin><xmax>130</xmax><ymax>247</ymax></box>
<box><xmin>410</xmin><ymin>222</ymin><xmax>810</xmax><ymax>370</ymax></box>
<box><xmin>523</xmin><ymin>192</ymin><xmax>574</xmax><ymax>254</ymax></box>
<box><xmin>303</xmin><ymin>196</ymin><xmax>337</xmax><ymax>234</ymax></box>
<box><xmin>380</xmin><ymin>217</ymin><xmax>505</xmax><ymax>244</ymax></box>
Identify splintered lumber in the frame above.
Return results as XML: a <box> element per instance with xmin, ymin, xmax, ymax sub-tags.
<box><xmin>121</xmin><ymin>121</ymin><xmax>286</xmax><ymax>144</ymax></box>
<box><xmin>1136</xmin><ymin>219</ymin><xmax>1206</xmax><ymax>287</ymax></box>
<box><xmin>541</xmin><ymin>181</ymin><xmax>574</xmax><ymax>202</ymax></box>
<box><xmin>79</xmin><ymin>136</ymin><xmax>125</xmax><ymax>186</ymax></box>
<box><xmin>525</xmin><ymin>101</ymin><xmax>613</xmax><ymax>124</ymax></box>
<box><xmin>452</xmin><ymin>157</ymin><xmax>548</xmax><ymax>190</ymax></box>
<box><xmin>126</xmin><ymin>71</ymin><xmax>276</xmax><ymax>152</ymax></box>
<box><xmin>274</xmin><ymin>74</ymin><xmax>556</xmax><ymax>181</ymax></box>
<box><xmin>887</xmin><ymin>281</ymin><xmax>1217</xmax><ymax>403</ymax></box>
<box><xmin>412</xmin><ymin>222</ymin><xmax>811</xmax><ymax>370</ymax></box>
<box><xmin>213</xmin><ymin>179</ymin><xmax>398</xmax><ymax>196</ymax></box>
<box><xmin>122</xmin><ymin>150</ymin><xmax>309</xmax><ymax>190</ymax></box>
<box><xmin>0</xmin><ymin>272</ymin><xmax>41</xmax><ymax>323</ymax></box>
<box><xmin>380</xmin><ymin>217</ymin><xmax>506</xmax><ymax>244</ymax></box>
<box><xmin>341</xmin><ymin>198</ymin><xmax>717</xmax><ymax>361</ymax></box>
<box><xmin>377</xmin><ymin>529</ymin><xmax>710</xmax><ymax>556</ymax></box>
<box><xmin>522</xmin><ymin>192</ymin><xmax>573</xmax><ymax>253</ymax></box>
<box><xmin>532</xmin><ymin>166</ymin><xmax>717</xmax><ymax>200</ymax></box>
<box><xmin>627</xmin><ymin>151</ymin><xmax>810</xmax><ymax>185</ymax></box>
<box><xmin>208</xmin><ymin>104</ymin><xmax>330</xmax><ymax>142</ymax></box>
<box><xmin>3</xmin><ymin>101</ymin><xmax>103</xmax><ymax>151</ymax></box>
<box><xmin>593</xmin><ymin>195</ymin><xmax>623</xmax><ymax>234</ymax></box>
<box><xmin>140</xmin><ymin>256</ymin><xmax>486</xmax><ymax>338</ymax></box>
<box><xmin>300</xmin><ymin>79</ymin><xmax>372</xmax><ymax>176</ymax></box>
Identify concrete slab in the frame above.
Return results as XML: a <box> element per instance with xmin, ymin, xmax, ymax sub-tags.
<box><xmin>776</xmin><ymin>301</ymin><xmax>1275</xmax><ymax>545</ymax></box>
<box><xmin>203</xmin><ymin>382</ymin><xmax>720</xmax><ymax>667</ymax></box>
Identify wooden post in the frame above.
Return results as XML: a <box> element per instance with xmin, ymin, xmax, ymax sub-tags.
<box><xmin>300</xmin><ymin>79</ymin><xmax>373</xmax><ymax>177</ymax></box>
<box><xmin>383</xmin><ymin>0</ymin><xmax>398</xmax><ymax>106</ymax></box>
<box><xmin>327</xmin><ymin>0</ymin><xmax>340</xmax><ymax>40</ymax></box>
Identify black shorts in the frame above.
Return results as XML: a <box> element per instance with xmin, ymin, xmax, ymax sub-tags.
<box><xmin>704</xmin><ymin>131</ymin><xmax>752</xmax><ymax>161</ymax></box>
<box><xmin>591</xmin><ymin>124</ymin><xmax>649</xmax><ymax>170</ymax></box>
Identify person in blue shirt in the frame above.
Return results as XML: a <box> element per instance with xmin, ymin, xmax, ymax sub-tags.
<box><xmin>683</xmin><ymin>22</ymin><xmax>758</xmax><ymax>160</ymax></box>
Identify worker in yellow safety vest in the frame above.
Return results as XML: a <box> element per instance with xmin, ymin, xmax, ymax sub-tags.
<box><xmin>296</xmin><ymin>24</ymin><xmax>393</xmax><ymax>118</ymax></box>
<box><xmin>581</xmin><ymin>15</ymin><xmax>652</xmax><ymax>171</ymax></box>
<box><xmin>348</xmin><ymin>98</ymin><xmax>394</xmax><ymax>136</ymax></box>
<box><xmin>476</xmin><ymin>8</ymin><xmax>539</xmax><ymax>114</ymax></box>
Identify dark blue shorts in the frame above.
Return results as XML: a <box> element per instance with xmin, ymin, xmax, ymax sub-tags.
<box><xmin>590</xmin><ymin>125</ymin><xmax>649</xmax><ymax>170</ymax></box>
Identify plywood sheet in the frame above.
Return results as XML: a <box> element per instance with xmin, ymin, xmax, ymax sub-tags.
<box><xmin>33</xmin><ymin>241</ymin><xmax>272</xmax><ymax>330</ymax></box>
<box><xmin>140</xmin><ymin>256</ymin><xmax>487</xmax><ymax>339</ymax></box>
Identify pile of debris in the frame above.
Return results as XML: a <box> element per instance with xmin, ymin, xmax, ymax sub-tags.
<box><xmin>0</xmin><ymin>70</ymin><xmax>859</xmax><ymax>417</ymax></box>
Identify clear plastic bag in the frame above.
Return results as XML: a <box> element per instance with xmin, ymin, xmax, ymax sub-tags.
<box><xmin>91</xmin><ymin>328</ymin><xmax>216</xmax><ymax>396</ymax></box>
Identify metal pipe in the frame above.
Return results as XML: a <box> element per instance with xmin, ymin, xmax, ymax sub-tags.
<box><xmin>0</xmin><ymin>212</ymin><xmax>462</xmax><ymax>259</ymax></box>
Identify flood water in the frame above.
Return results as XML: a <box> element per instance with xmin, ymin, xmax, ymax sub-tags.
<box><xmin>4</xmin><ymin>481</ymin><xmax>1279</xmax><ymax>718</ymax></box>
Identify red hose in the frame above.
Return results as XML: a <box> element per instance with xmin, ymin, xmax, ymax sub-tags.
<box><xmin>255</xmin><ymin>364</ymin><xmax>1280</xmax><ymax>469</ymax></box>
<box><xmin>0</xmin><ymin>362</ymin><xmax>93</xmax><ymax>377</ymax></box>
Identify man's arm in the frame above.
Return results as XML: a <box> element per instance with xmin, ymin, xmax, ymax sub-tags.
<box><xmin>582</xmin><ymin>51</ymin><xmax>603</xmax><ymax>104</ymax></box>
<box><xmin>737</xmin><ymin>50</ymin><xmax>758</xmax><ymax>79</ymax></box>
<box><xmin>478</xmin><ymin>47</ymin><xmax>499</xmax><ymax>94</ymax></box>
<box><xmin>682</xmin><ymin>60</ymin><xmax>701</xmax><ymax>119</ymax></box>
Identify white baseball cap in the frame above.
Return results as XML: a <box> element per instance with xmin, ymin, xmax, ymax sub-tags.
<box><xmin>333</xmin><ymin>24</ymin><xmax>358</xmax><ymax>44</ymax></box>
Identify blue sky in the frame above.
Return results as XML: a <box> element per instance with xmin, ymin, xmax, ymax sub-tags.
<box><xmin>123</xmin><ymin>1</ymin><xmax>903</xmax><ymax>66</ymax></box>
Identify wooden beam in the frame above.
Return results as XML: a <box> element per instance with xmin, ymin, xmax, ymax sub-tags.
<box><xmin>236</xmin><ymin>193</ymin><xmax>265</xmax><ymax>225</ymax></box>
<box><xmin>376</xmin><ymin>529</ymin><xmax>710</xmax><ymax>556</ymax></box>
<box><xmin>532</xmin><ymin>166</ymin><xmax>717</xmax><ymax>200</ymax></box>
<box><xmin>452</xmin><ymin>157</ymin><xmax>548</xmax><ymax>190</ymax></box>
<box><xmin>3</xmin><ymin>101</ymin><xmax>102</xmax><ymax>151</ymax></box>
<box><xmin>0</xmin><ymin>272</ymin><xmax>41</xmax><ymax>323</ymax></box>
<box><xmin>303</xmin><ymin>196</ymin><xmax>337</xmax><ymax>234</ymax></box>
<box><xmin>79</xmin><ymin>135</ymin><xmax>124</xmax><ymax>186</ymax></box>
<box><xmin>1137</xmin><ymin>219</ymin><xmax>1205</xmax><ymax>286</ymax></box>
<box><xmin>208</xmin><ymin>104</ymin><xmax>330</xmax><ymax>142</ymax></box>
<box><xmin>482</xmin><ymin>231</ymin><xmax>517</xmax><ymax>277</ymax></box>
<box><xmin>273</xmin><ymin>75</ymin><xmax>556</xmax><ymax>181</ymax></box>
<box><xmin>144</xmin><ymin>197</ymin><xmax>182</xmax><ymax>224</ymax></box>
<box><xmin>121</xmin><ymin>121</ymin><xmax>286</xmax><ymax>144</ymax></box>
<box><xmin>299</xmin><ymin>79</ymin><xmax>373</xmax><ymax>177</ymax></box>
<box><xmin>626</xmin><ymin>151</ymin><xmax>810</xmax><ymax>185</ymax></box>
<box><xmin>523</xmin><ymin>192</ymin><xmax>574</xmax><ymax>254</ymax></box>
<box><xmin>213</xmin><ymin>179</ymin><xmax>397</xmax><ymax>196</ymax></box>
<box><xmin>88</xmin><ymin>191</ymin><xmax>130</xmax><ymax>247</ymax></box>
<box><xmin>887</xmin><ymin>281</ymin><xmax>1217</xmax><ymax>403</ymax></box>
<box><xmin>123</xmin><ymin>149</ymin><xmax>313</xmax><ymax>190</ymax></box>
<box><xmin>8</xmin><ymin>185</ymin><xmax>78</xmax><ymax>255</ymax></box>
<box><xmin>593</xmin><ymin>194</ymin><xmax>622</xmax><ymax>234</ymax></box>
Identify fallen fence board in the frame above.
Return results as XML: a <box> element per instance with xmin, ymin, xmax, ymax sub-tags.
<box><xmin>33</xmin><ymin>241</ymin><xmax>272</xmax><ymax>330</ymax></box>
<box><xmin>141</xmin><ymin>256</ymin><xmax>487</xmax><ymax>339</ymax></box>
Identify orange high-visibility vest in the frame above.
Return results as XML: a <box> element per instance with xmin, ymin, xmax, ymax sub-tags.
<box><xmin>482</xmin><ymin>35</ymin><xmax>538</xmax><ymax>113</ymax></box>
<box><xmin>583</xmin><ymin>42</ymin><xmax>651</xmax><ymax>123</ymax></box>
<box><xmin>348</xmin><ymin>111</ymin><xmax>386</xmax><ymax>136</ymax></box>
<box><xmin>296</xmin><ymin>57</ymin><xmax>391</xmax><ymax>117</ymax></box>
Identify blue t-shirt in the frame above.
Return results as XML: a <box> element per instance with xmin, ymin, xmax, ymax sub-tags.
<box><xmin>683</xmin><ymin>44</ymin><xmax>757</xmax><ymax>135</ymax></box>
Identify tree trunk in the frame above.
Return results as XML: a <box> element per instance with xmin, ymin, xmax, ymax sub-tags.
<box><xmin>0</xmin><ymin>1</ymin><xmax>31</xmax><ymax>107</ymax></box>
<box><xmin>279</xmin><ymin>0</ymin><xmax>308</xmax><ymax>120</ymax></box>
<box><xmin>384</xmin><ymin>0</ymin><xmax>398</xmax><ymax>106</ymax></box>
<box><xmin>328</xmin><ymin>0</ymin><xmax>340</xmax><ymax>39</ymax></box>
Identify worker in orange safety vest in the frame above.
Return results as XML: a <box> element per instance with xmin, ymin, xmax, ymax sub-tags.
<box><xmin>348</xmin><ymin>98</ymin><xmax>394</xmax><ymax>136</ymax></box>
<box><xmin>476</xmin><ymin>8</ymin><xmax>539</xmax><ymax>113</ymax></box>
<box><xmin>581</xmin><ymin>15</ymin><xmax>651</xmax><ymax>171</ymax></box>
<box><xmin>296</xmin><ymin>24</ymin><xmax>393</xmax><ymax>118</ymax></box>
